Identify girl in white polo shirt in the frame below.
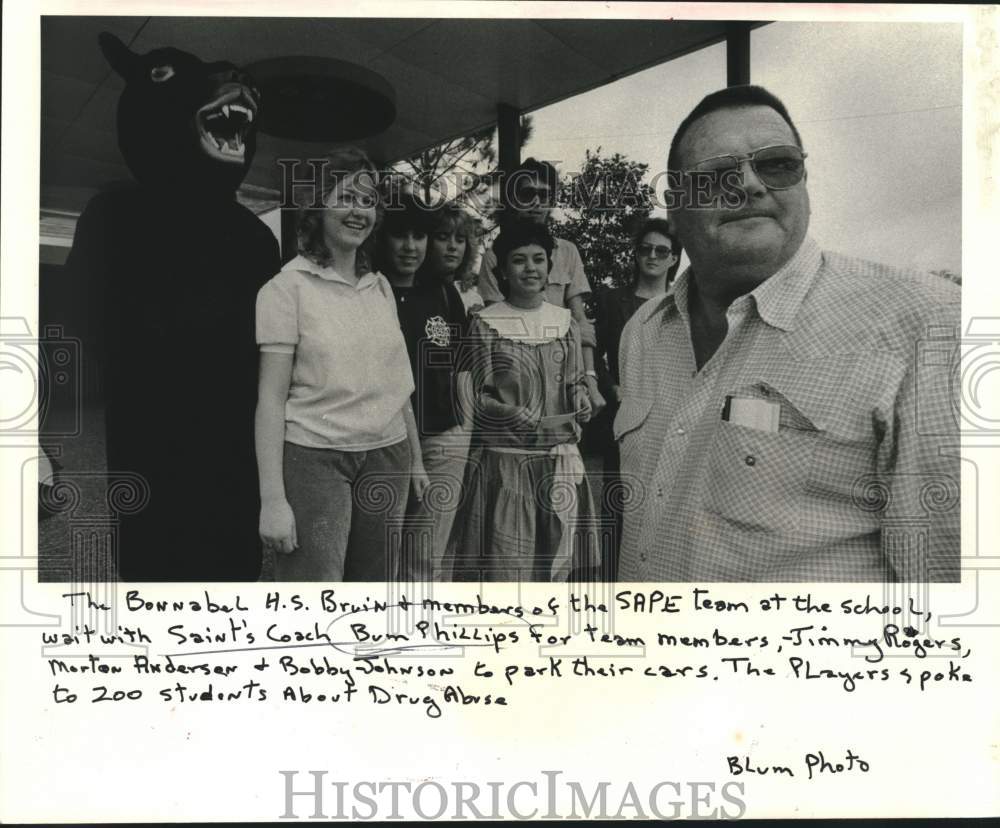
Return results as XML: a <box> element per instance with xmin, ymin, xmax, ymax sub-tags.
<box><xmin>255</xmin><ymin>148</ymin><xmax>428</xmax><ymax>581</ymax></box>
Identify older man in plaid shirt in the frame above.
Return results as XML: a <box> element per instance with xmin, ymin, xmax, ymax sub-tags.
<box><xmin>615</xmin><ymin>85</ymin><xmax>960</xmax><ymax>582</ymax></box>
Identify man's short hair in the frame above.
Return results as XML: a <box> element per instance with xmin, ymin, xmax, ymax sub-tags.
<box><xmin>667</xmin><ymin>85</ymin><xmax>804</xmax><ymax>173</ymax></box>
<box><xmin>502</xmin><ymin>157</ymin><xmax>559</xmax><ymax>211</ymax></box>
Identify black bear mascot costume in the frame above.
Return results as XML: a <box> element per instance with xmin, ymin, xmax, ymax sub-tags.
<box><xmin>67</xmin><ymin>34</ymin><xmax>280</xmax><ymax>581</ymax></box>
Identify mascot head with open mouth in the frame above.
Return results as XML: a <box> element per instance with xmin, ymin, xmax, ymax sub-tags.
<box><xmin>99</xmin><ymin>32</ymin><xmax>261</xmax><ymax>195</ymax></box>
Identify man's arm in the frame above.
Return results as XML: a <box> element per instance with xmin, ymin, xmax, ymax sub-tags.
<box><xmin>567</xmin><ymin>317</ymin><xmax>592</xmax><ymax>424</ymax></box>
<box><xmin>563</xmin><ymin>242</ymin><xmax>605</xmax><ymax>415</ymax></box>
<box><xmin>476</xmin><ymin>247</ymin><xmax>504</xmax><ymax>305</ymax></box>
<box><xmin>615</xmin><ymin>312</ymin><xmax>641</xmax><ymax>415</ymax></box>
<box><xmin>879</xmin><ymin>305</ymin><xmax>961</xmax><ymax>582</ymax></box>
<box><xmin>593</xmin><ymin>290</ymin><xmax>617</xmax><ymax>403</ymax></box>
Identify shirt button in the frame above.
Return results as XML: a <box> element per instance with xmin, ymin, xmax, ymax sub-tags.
<box><xmin>555</xmin><ymin>373</ymin><xmax>563</xmax><ymax>382</ymax></box>
<box><xmin>744</xmin><ymin>455</ymin><xmax>757</xmax><ymax>466</ymax></box>
<box><xmin>675</xmin><ymin>427</ymin><xmax>685</xmax><ymax>436</ymax></box>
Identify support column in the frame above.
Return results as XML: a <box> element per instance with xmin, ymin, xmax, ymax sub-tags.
<box><xmin>726</xmin><ymin>22</ymin><xmax>752</xmax><ymax>86</ymax></box>
<box><xmin>280</xmin><ymin>208</ymin><xmax>298</xmax><ymax>264</ymax></box>
<box><xmin>496</xmin><ymin>102</ymin><xmax>522</xmax><ymax>175</ymax></box>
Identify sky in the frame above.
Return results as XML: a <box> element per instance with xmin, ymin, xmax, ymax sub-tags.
<box><xmin>521</xmin><ymin>21</ymin><xmax>963</xmax><ymax>275</ymax></box>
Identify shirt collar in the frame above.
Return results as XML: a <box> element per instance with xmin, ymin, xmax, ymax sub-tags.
<box><xmin>747</xmin><ymin>235</ymin><xmax>822</xmax><ymax>332</ymax></box>
<box><xmin>284</xmin><ymin>254</ymin><xmax>380</xmax><ymax>289</ymax></box>
<box><xmin>639</xmin><ymin>275</ymin><xmax>682</xmax><ymax>325</ymax></box>
<box><xmin>640</xmin><ymin>235</ymin><xmax>822</xmax><ymax>333</ymax></box>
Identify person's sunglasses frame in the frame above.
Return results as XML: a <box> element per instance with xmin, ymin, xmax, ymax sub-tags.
<box><xmin>514</xmin><ymin>183</ymin><xmax>555</xmax><ymax>206</ymax></box>
<box><xmin>636</xmin><ymin>243</ymin><xmax>674</xmax><ymax>259</ymax></box>
<box><xmin>685</xmin><ymin>144</ymin><xmax>808</xmax><ymax>191</ymax></box>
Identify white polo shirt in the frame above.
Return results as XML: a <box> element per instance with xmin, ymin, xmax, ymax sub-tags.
<box><xmin>256</xmin><ymin>255</ymin><xmax>414</xmax><ymax>450</ymax></box>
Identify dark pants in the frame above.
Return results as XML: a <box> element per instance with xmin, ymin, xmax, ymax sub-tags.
<box><xmin>279</xmin><ymin>439</ymin><xmax>411</xmax><ymax>581</ymax></box>
<box><xmin>601</xmin><ymin>439</ymin><xmax>623</xmax><ymax>582</ymax></box>
<box><xmin>599</xmin><ymin>400</ymin><xmax>625</xmax><ymax>582</ymax></box>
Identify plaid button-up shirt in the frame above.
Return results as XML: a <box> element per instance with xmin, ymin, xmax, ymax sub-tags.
<box><xmin>614</xmin><ymin>236</ymin><xmax>961</xmax><ymax>582</ymax></box>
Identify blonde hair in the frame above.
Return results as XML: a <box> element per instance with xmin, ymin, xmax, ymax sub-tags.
<box><xmin>295</xmin><ymin>146</ymin><xmax>380</xmax><ymax>274</ymax></box>
<box><xmin>419</xmin><ymin>202</ymin><xmax>479</xmax><ymax>288</ymax></box>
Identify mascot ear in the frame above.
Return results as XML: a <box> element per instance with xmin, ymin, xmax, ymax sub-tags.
<box><xmin>98</xmin><ymin>32</ymin><xmax>139</xmax><ymax>81</ymax></box>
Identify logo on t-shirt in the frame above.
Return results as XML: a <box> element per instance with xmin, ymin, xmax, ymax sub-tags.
<box><xmin>424</xmin><ymin>315</ymin><xmax>451</xmax><ymax>347</ymax></box>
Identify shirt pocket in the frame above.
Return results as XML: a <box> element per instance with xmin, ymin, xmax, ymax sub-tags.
<box><xmin>704</xmin><ymin>420</ymin><xmax>819</xmax><ymax>532</ymax></box>
<box><xmin>754</xmin><ymin>370</ymin><xmax>877</xmax><ymax>504</ymax></box>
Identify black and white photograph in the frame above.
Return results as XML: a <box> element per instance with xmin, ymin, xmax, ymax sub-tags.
<box><xmin>34</xmin><ymin>10</ymin><xmax>965</xmax><ymax>585</ymax></box>
<box><xmin>3</xmin><ymin>2</ymin><xmax>998</xmax><ymax>823</ymax></box>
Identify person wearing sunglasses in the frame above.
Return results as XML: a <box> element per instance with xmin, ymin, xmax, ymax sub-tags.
<box><xmin>593</xmin><ymin>217</ymin><xmax>681</xmax><ymax>577</ymax></box>
<box><xmin>615</xmin><ymin>84</ymin><xmax>959</xmax><ymax>583</ymax></box>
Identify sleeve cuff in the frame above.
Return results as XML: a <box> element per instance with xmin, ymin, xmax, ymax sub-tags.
<box><xmin>259</xmin><ymin>343</ymin><xmax>295</xmax><ymax>355</ymax></box>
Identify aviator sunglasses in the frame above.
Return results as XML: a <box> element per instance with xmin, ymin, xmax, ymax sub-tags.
<box><xmin>637</xmin><ymin>243</ymin><xmax>674</xmax><ymax>259</ymax></box>
<box><xmin>686</xmin><ymin>144</ymin><xmax>807</xmax><ymax>190</ymax></box>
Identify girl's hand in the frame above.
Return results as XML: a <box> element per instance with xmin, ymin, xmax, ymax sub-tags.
<box><xmin>510</xmin><ymin>407</ymin><xmax>539</xmax><ymax>433</ymax></box>
<box><xmin>411</xmin><ymin>465</ymin><xmax>431</xmax><ymax>502</ymax></box>
<box><xmin>260</xmin><ymin>498</ymin><xmax>298</xmax><ymax>555</ymax></box>
<box><xmin>574</xmin><ymin>384</ymin><xmax>593</xmax><ymax>423</ymax></box>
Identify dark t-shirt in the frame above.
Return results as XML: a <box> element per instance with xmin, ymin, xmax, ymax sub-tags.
<box><xmin>391</xmin><ymin>278</ymin><xmax>470</xmax><ymax>436</ymax></box>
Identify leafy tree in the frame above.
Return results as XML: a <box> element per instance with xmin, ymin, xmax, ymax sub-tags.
<box><xmin>551</xmin><ymin>148</ymin><xmax>655</xmax><ymax>292</ymax></box>
<box><xmin>390</xmin><ymin>117</ymin><xmax>534</xmax><ymax>223</ymax></box>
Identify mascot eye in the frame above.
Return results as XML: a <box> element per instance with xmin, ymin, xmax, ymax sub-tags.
<box><xmin>150</xmin><ymin>65</ymin><xmax>175</xmax><ymax>83</ymax></box>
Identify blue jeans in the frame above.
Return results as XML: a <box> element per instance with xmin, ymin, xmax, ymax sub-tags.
<box><xmin>278</xmin><ymin>439</ymin><xmax>411</xmax><ymax>581</ymax></box>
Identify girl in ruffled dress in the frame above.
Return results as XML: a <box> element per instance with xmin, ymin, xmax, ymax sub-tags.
<box><xmin>454</xmin><ymin>220</ymin><xmax>600</xmax><ymax>582</ymax></box>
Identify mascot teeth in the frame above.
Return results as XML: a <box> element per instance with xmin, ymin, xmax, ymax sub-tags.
<box><xmin>200</xmin><ymin>101</ymin><xmax>253</xmax><ymax>160</ymax></box>
<box><xmin>230</xmin><ymin>104</ymin><xmax>253</xmax><ymax>122</ymax></box>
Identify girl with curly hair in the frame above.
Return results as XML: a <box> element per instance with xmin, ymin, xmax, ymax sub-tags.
<box><xmin>255</xmin><ymin>147</ymin><xmax>426</xmax><ymax>581</ymax></box>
